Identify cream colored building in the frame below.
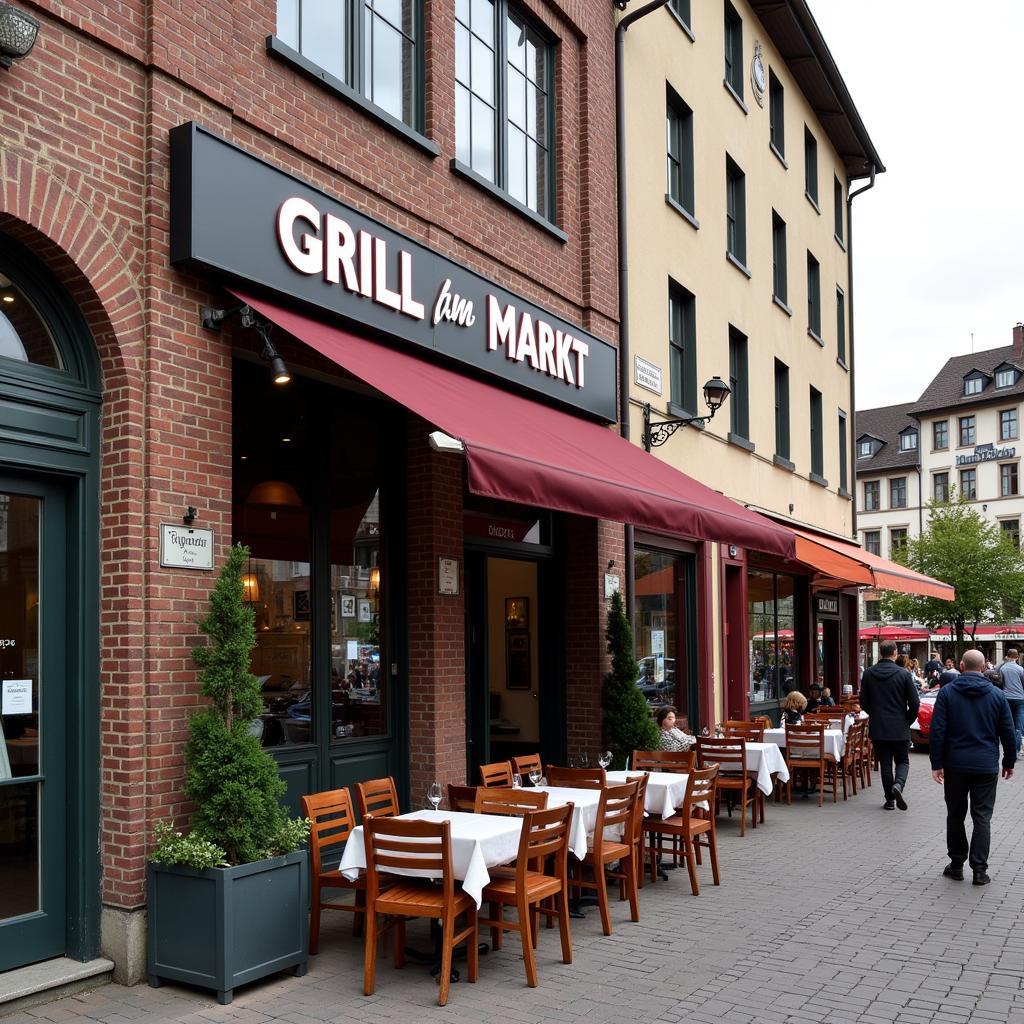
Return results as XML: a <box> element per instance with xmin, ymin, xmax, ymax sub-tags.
<box><xmin>620</xmin><ymin>0</ymin><xmax>882</xmax><ymax>724</ymax></box>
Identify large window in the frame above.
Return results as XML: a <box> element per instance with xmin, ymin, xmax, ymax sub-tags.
<box><xmin>809</xmin><ymin>387</ymin><xmax>823</xmax><ymax>478</ymax></box>
<box><xmin>964</xmin><ymin>375</ymin><xmax>983</xmax><ymax>396</ymax></box>
<box><xmin>668</xmin><ymin>0</ymin><xmax>691</xmax><ymax>30</ymax></box>
<box><xmin>804</xmin><ymin>127</ymin><xmax>818</xmax><ymax>206</ymax></box>
<box><xmin>934</xmin><ymin>472</ymin><xmax>949</xmax><ymax>502</ymax></box>
<box><xmin>456</xmin><ymin>0</ymin><xmax>554</xmax><ymax>219</ymax></box>
<box><xmin>669</xmin><ymin>280</ymin><xmax>697</xmax><ymax>412</ymax></box>
<box><xmin>1001</xmin><ymin>518</ymin><xmax>1020</xmax><ymax>548</ymax></box>
<box><xmin>960</xmin><ymin>467</ymin><xmax>977</xmax><ymax>499</ymax></box>
<box><xmin>774</xmin><ymin>359</ymin><xmax>790</xmax><ymax>460</ymax></box>
<box><xmin>900</xmin><ymin>430</ymin><xmax>917</xmax><ymax>451</ymax></box>
<box><xmin>807</xmin><ymin>252</ymin><xmax>821</xmax><ymax>339</ymax></box>
<box><xmin>959</xmin><ymin>415</ymin><xmax>975</xmax><ymax>447</ymax></box>
<box><xmin>666</xmin><ymin>87</ymin><xmax>695</xmax><ymax>216</ymax></box>
<box><xmin>769</xmin><ymin>70</ymin><xmax>784</xmax><ymax>158</ymax></box>
<box><xmin>277</xmin><ymin>0</ymin><xmax>420</xmax><ymax>127</ymax></box>
<box><xmin>1001</xmin><ymin>462</ymin><xmax>1019</xmax><ymax>497</ymax></box>
<box><xmin>729</xmin><ymin>326</ymin><xmax>749</xmax><ymax>440</ymax></box>
<box><xmin>890</xmin><ymin>528</ymin><xmax>908</xmax><ymax>559</ymax></box>
<box><xmin>1000</xmin><ymin>408</ymin><xmax>1018</xmax><ymax>440</ymax></box>
<box><xmin>997</xmin><ymin>367</ymin><xmax>1016</xmax><ymax>388</ymax></box>
<box><xmin>934</xmin><ymin>419</ymin><xmax>949</xmax><ymax>450</ymax></box>
<box><xmin>863</xmin><ymin>480</ymin><xmax>880</xmax><ymax>511</ymax></box>
<box><xmin>726</xmin><ymin>155</ymin><xmax>747</xmax><ymax>266</ymax></box>
<box><xmin>890</xmin><ymin>477</ymin><xmax>907</xmax><ymax>509</ymax></box>
<box><xmin>863</xmin><ymin>531</ymin><xmax>880</xmax><ymax>556</ymax></box>
<box><xmin>723</xmin><ymin>1</ymin><xmax>743</xmax><ymax>100</ymax></box>
<box><xmin>772</xmin><ymin>211</ymin><xmax>788</xmax><ymax>305</ymax></box>
<box><xmin>748</xmin><ymin>571</ymin><xmax>797</xmax><ymax>706</ymax></box>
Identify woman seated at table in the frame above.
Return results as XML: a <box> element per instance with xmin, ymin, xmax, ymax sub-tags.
<box><xmin>656</xmin><ymin>706</ymin><xmax>695</xmax><ymax>752</ymax></box>
<box><xmin>780</xmin><ymin>690</ymin><xmax>807</xmax><ymax>725</ymax></box>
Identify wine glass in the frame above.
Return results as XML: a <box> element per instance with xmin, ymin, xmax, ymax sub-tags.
<box><xmin>427</xmin><ymin>781</ymin><xmax>442</xmax><ymax>812</ymax></box>
<box><xmin>700</xmin><ymin>726</ymin><xmax>710</xmax><ymax>737</ymax></box>
<box><xmin>568</xmin><ymin>755</ymin><xmax>577</xmax><ymax>768</ymax></box>
<box><xmin>529</xmin><ymin>767</ymin><xmax>542</xmax><ymax>786</ymax></box>
<box><xmin>598</xmin><ymin>750</ymin><xmax>612</xmax><ymax>769</ymax></box>
<box><xmin>579</xmin><ymin>751</ymin><xmax>590</xmax><ymax>768</ymax></box>
<box><xmin>512</xmin><ymin>773</ymin><xmax>522</xmax><ymax>789</ymax></box>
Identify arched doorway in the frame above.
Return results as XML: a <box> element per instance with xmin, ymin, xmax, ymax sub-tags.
<box><xmin>0</xmin><ymin>233</ymin><xmax>101</xmax><ymax>970</ymax></box>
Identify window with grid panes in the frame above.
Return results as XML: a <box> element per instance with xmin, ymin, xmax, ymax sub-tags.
<box><xmin>934</xmin><ymin>472</ymin><xmax>949</xmax><ymax>502</ymax></box>
<box><xmin>1000</xmin><ymin>408</ymin><xmax>1018</xmax><ymax>440</ymax></box>
<box><xmin>455</xmin><ymin>0</ymin><xmax>554</xmax><ymax>219</ymax></box>
<box><xmin>960</xmin><ymin>468</ymin><xmax>977</xmax><ymax>499</ymax></box>
<box><xmin>933</xmin><ymin>419</ymin><xmax>948</xmax><ymax>450</ymax></box>
<box><xmin>890</xmin><ymin>528</ymin><xmax>908</xmax><ymax>559</ymax></box>
<box><xmin>863</xmin><ymin>531</ymin><xmax>880</xmax><ymax>556</ymax></box>
<box><xmin>959</xmin><ymin>416</ymin><xmax>975</xmax><ymax>446</ymax></box>
<box><xmin>666</xmin><ymin>88</ymin><xmax>694</xmax><ymax>215</ymax></box>
<box><xmin>772</xmin><ymin>211</ymin><xmax>787</xmax><ymax>304</ymax></box>
<box><xmin>669</xmin><ymin>280</ymin><xmax>697</xmax><ymax>413</ymax></box>
<box><xmin>997</xmin><ymin>368</ymin><xmax>1016</xmax><ymax>388</ymax></box>
<box><xmin>900</xmin><ymin>430</ymin><xmax>917</xmax><ymax>451</ymax></box>
<box><xmin>890</xmin><ymin>477</ymin><xmax>907</xmax><ymax>509</ymax></box>
<box><xmin>1001</xmin><ymin>463</ymin><xmax>1019</xmax><ymax>497</ymax></box>
<box><xmin>276</xmin><ymin>0</ymin><xmax>421</xmax><ymax>127</ymax></box>
<box><xmin>864</xmin><ymin>599</ymin><xmax>881</xmax><ymax>621</ymax></box>
<box><xmin>863</xmin><ymin>480</ymin><xmax>879</xmax><ymax>511</ymax></box>
<box><xmin>1001</xmin><ymin>519</ymin><xmax>1020</xmax><ymax>548</ymax></box>
<box><xmin>964</xmin><ymin>375</ymin><xmax>983</xmax><ymax>396</ymax></box>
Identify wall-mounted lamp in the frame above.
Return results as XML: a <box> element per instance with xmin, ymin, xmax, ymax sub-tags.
<box><xmin>241</xmin><ymin>571</ymin><xmax>261</xmax><ymax>603</ymax></box>
<box><xmin>0</xmin><ymin>2</ymin><xmax>40</xmax><ymax>70</ymax></box>
<box><xmin>202</xmin><ymin>304</ymin><xmax>291</xmax><ymax>385</ymax></box>
<box><xmin>183</xmin><ymin>506</ymin><xmax>197</xmax><ymax>525</ymax></box>
<box><xmin>369</xmin><ymin>566</ymin><xmax>381</xmax><ymax>597</ymax></box>
<box><xmin>982</xmin><ymin>504</ymin><xmax>988</xmax><ymax>512</ymax></box>
<box><xmin>641</xmin><ymin>376</ymin><xmax>731</xmax><ymax>451</ymax></box>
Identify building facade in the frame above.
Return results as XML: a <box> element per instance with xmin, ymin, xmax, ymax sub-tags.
<box><xmin>620</xmin><ymin>0</ymin><xmax>883</xmax><ymax>723</ymax></box>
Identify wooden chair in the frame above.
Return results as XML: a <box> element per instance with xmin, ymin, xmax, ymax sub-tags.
<box><xmin>479</xmin><ymin>761</ymin><xmax>514</xmax><ymax>788</ymax></box>
<box><xmin>301</xmin><ymin>788</ymin><xmax>370</xmax><ymax>953</ymax></box>
<box><xmin>446</xmin><ymin>783</ymin><xmax>479</xmax><ymax>812</ymax></box>
<box><xmin>568</xmin><ymin>780</ymin><xmax>639</xmax><ymax>935</ymax></box>
<box><xmin>626</xmin><ymin>771</ymin><xmax>650</xmax><ymax>894</ymax></box>
<box><xmin>479</xmin><ymin>804</ymin><xmax>574</xmax><ymax>988</ymax></box>
<box><xmin>644</xmin><ymin>766</ymin><xmax>721</xmax><ymax>894</ymax></box>
<box><xmin>474</xmin><ymin>788</ymin><xmax>549</xmax><ymax>815</ymax></box>
<box><xmin>785</xmin><ymin>723</ymin><xmax>831</xmax><ymax>806</ymax></box>
<box><xmin>841</xmin><ymin>720</ymin><xmax>865</xmax><ymax>796</ymax></box>
<box><xmin>723</xmin><ymin>720</ymin><xmax>765</xmax><ymax>741</ymax></box>
<box><xmin>362</xmin><ymin>816</ymin><xmax>478</xmax><ymax>1007</ymax></box>
<box><xmin>631</xmin><ymin>749</ymin><xmax>695</xmax><ymax>773</ymax></box>
<box><xmin>696</xmin><ymin>736</ymin><xmax>756</xmax><ymax>836</ymax></box>
<box><xmin>512</xmin><ymin>753</ymin><xmax>543</xmax><ymax>782</ymax></box>
<box><xmin>545</xmin><ymin>765</ymin><xmax>607</xmax><ymax>789</ymax></box>
<box><xmin>355</xmin><ymin>777</ymin><xmax>399</xmax><ymax>820</ymax></box>
<box><xmin>751</xmin><ymin>715</ymin><xmax>773</xmax><ymax>732</ymax></box>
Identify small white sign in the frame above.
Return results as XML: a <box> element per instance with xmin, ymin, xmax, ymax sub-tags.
<box><xmin>438</xmin><ymin>557</ymin><xmax>460</xmax><ymax>595</ymax></box>
<box><xmin>604</xmin><ymin>573</ymin><xmax>621</xmax><ymax>600</ymax></box>
<box><xmin>346</xmin><ymin>640</ymin><xmax>359</xmax><ymax>661</ymax></box>
<box><xmin>651</xmin><ymin>630</ymin><xmax>665</xmax><ymax>656</ymax></box>
<box><xmin>2</xmin><ymin>679</ymin><xmax>32</xmax><ymax>715</ymax></box>
<box><xmin>159</xmin><ymin>524</ymin><xmax>214</xmax><ymax>570</ymax></box>
<box><xmin>634</xmin><ymin>356</ymin><xmax>663</xmax><ymax>396</ymax></box>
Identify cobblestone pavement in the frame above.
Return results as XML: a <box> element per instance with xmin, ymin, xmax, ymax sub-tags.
<box><xmin>9</xmin><ymin>754</ymin><xmax>1024</xmax><ymax>1024</ymax></box>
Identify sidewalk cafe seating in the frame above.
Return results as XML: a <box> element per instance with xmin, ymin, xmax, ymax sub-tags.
<box><xmin>512</xmin><ymin>753</ymin><xmax>542</xmax><ymax>781</ymax></box>
<box><xmin>696</xmin><ymin>736</ymin><xmax>757</xmax><ymax>835</ymax></box>
<box><xmin>545</xmin><ymin>765</ymin><xmax>607</xmax><ymax>789</ymax></box>
<box><xmin>446</xmin><ymin>783</ymin><xmax>479</xmax><ymax>811</ymax></box>
<box><xmin>631</xmin><ymin>749</ymin><xmax>695</xmax><ymax>772</ymax></box>
<box><xmin>784</xmin><ymin>723</ymin><xmax>831</xmax><ymax>806</ymax></box>
<box><xmin>362</xmin><ymin>816</ymin><xmax>478</xmax><ymax>1007</ymax></box>
<box><xmin>355</xmin><ymin>776</ymin><xmax>400</xmax><ymax>820</ymax></box>
<box><xmin>479</xmin><ymin>761</ymin><xmax>514</xmax><ymax>787</ymax></box>
<box><xmin>474</xmin><ymin>788</ymin><xmax>549</xmax><ymax>815</ymax></box>
<box><xmin>723</xmin><ymin>720</ymin><xmax>766</xmax><ymax>742</ymax></box>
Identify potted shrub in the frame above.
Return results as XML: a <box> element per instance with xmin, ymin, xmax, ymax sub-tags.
<box><xmin>148</xmin><ymin>544</ymin><xmax>310</xmax><ymax>1004</ymax></box>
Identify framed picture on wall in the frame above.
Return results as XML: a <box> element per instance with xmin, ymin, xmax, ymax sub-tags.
<box><xmin>293</xmin><ymin>590</ymin><xmax>310</xmax><ymax>621</ymax></box>
<box><xmin>506</xmin><ymin>630</ymin><xmax>531</xmax><ymax>690</ymax></box>
<box><xmin>340</xmin><ymin>594</ymin><xmax>356</xmax><ymax>618</ymax></box>
<box><xmin>357</xmin><ymin>599</ymin><xmax>372</xmax><ymax>623</ymax></box>
<box><xmin>505</xmin><ymin>597</ymin><xmax>529</xmax><ymax>629</ymax></box>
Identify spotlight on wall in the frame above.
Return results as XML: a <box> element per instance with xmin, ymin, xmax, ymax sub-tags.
<box><xmin>201</xmin><ymin>303</ymin><xmax>291</xmax><ymax>384</ymax></box>
<box><xmin>428</xmin><ymin>430</ymin><xmax>465</xmax><ymax>454</ymax></box>
<box><xmin>0</xmin><ymin>2</ymin><xmax>40</xmax><ymax>70</ymax></box>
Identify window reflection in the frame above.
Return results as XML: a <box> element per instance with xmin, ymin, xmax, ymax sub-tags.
<box><xmin>0</xmin><ymin>274</ymin><xmax>63</xmax><ymax>369</ymax></box>
<box><xmin>748</xmin><ymin>571</ymin><xmax>797</xmax><ymax>705</ymax></box>
<box><xmin>634</xmin><ymin>549</ymin><xmax>680</xmax><ymax>717</ymax></box>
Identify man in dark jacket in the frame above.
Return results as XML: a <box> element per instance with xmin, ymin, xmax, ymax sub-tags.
<box><xmin>860</xmin><ymin>640</ymin><xmax>919</xmax><ymax>810</ymax></box>
<box><xmin>930</xmin><ymin>649</ymin><xmax>1016</xmax><ymax>885</ymax></box>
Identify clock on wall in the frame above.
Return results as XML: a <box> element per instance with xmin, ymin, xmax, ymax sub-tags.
<box><xmin>751</xmin><ymin>41</ymin><xmax>766</xmax><ymax>107</ymax></box>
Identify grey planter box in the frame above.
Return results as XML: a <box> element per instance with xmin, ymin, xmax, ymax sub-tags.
<box><xmin>148</xmin><ymin>850</ymin><xmax>308</xmax><ymax>1004</ymax></box>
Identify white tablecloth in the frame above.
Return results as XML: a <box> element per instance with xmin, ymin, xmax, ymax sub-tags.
<box><xmin>743</xmin><ymin>742</ymin><xmax>790</xmax><ymax>793</ymax></box>
<box><xmin>764</xmin><ymin>727</ymin><xmax>845</xmax><ymax>761</ymax></box>
<box><xmin>532</xmin><ymin>786</ymin><xmax>598</xmax><ymax>859</ymax></box>
<box><xmin>339</xmin><ymin>810</ymin><xmax>522</xmax><ymax>908</ymax></box>
<box><xmin>607</xmin><ymin>769</ymin><xmax>688</xmax><ymax>819</ymax></box>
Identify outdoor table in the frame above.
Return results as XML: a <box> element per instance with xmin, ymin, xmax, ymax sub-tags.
<box><xmin>743</xmin><ymin>742</ymin><xmax>790</xmax><ymax>794</ymax></box>
<box><xmin>607</xmin><ymin>768</ymin><xmax>689</xmax><ymax>818</ymax></box>
<box><xmin>764</xmin><ymin>727</ymin><xmax>845</xmax><ymax>761</ymax></box>
<box><xmin>339</xmin><ymin>809</ymin><xmax>522</xmax><ymax>908</ymax></box>
<box><xmin>531</xmin><ymin>785</ymin><xmax>598</xmax><ymax>858</ymax></box>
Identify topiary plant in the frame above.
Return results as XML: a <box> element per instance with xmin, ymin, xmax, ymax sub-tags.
<box><xmin>155</xmin><ymin>543</ymin><xmax>308</xmax><ymax>867</ymax></box>
<box><xmin>601</xmin><ymin>589</ymin><xmax>659</xmax><ymax>769</ymax></box>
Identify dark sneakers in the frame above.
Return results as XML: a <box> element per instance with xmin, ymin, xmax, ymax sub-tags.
<box><xmin>973</xmin><ymin>871</ymin><xmax>991</xmax><ymax>886</ymax></box>
<box><xmin>943</xmin><ymin>863</ymin><xmax>964</xmax><ymax>881</ymax></box>
<box><xmin>891</xmin><ymin>782</ymin><xmax>908</xmax><ymax>810</ymax></box>
<box><xmin>883</xmin><ymin>800</ymin><xmax>895</xmax><ymax>810</ymax></box>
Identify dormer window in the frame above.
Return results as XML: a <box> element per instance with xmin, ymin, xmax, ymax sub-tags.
<box><xmin>964</xmin><ymin>375</ymin><xmax>983</xmax><ymax>396</ymax></box>
<box><xmin>997</xmin><ymin>367</ymin><xmax>1016</xmax><ymax>389</ymax></box>
<box><xmin>899</xmin><ymin>430</ymin><xmax>918</xmax><ymax>451</ymax></box>
<box><xmin>858</xmin><ymin>440</ymin><xmax>873</xmax><ymax>458</ymax></box>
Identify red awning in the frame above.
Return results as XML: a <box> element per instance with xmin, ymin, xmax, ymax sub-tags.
<box><xmin>792</xmin><ymin>527</ymin><xmax>955</xmax><ymax>601</ymax></box>
<box><xmin>858</xmin><ymin>625</ymin><xmax>931</xmax><ymax>642</ymax></box>
<box><xmin>233</xmin><ymin>292</ymin><xmax>795</xmax><ymax>557</ymax></box>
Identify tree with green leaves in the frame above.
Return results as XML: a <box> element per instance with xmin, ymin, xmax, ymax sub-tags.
<box><xmin>181</xmin><ymin>544</ymin><xmax>308</xmax><ymax>866</ymax></box>
<box><xmin>879</xmin><ymin>493</ymin><xmax>1024</xmax><ymax>658</ymax></box>
<box><xmin>601</xmin><ymin>590</ymin><xmax>659</xmax><ymax>768</ymax></box>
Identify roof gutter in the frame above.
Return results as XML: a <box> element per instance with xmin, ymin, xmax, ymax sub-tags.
<box><xmin>616</xmin><ymin>0</ymin><xmax>670</xmax><ymax>625</ymax></box>
<box><xmin>847</xmin><ymin>163</ymin><xmax>876</xmax><ymax>541</ymax></box>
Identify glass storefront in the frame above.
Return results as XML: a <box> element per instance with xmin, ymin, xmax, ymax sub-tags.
<box><xmin>634</xmin><ymin>549</ymin><xmax>679</xmax><ymax>715</ymax></box>
<box><xmin>748</xmin><ymin>570</ymin><xmax>797</xmax><ymax>708</ymax></box>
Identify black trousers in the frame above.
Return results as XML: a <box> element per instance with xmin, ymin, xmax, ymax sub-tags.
<box><xmin>943</xmin><ymin>771</ymin><xmax>999</xmax><ymax>871</ymax></box>
<box><xmin>873</xmin><ymin>739</ymin><xmax>910</xmax><ymax>799</ymax></box>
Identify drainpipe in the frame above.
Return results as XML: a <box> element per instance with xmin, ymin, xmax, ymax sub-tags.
<box><xmin>616</xmin><ymin>0</ymin><xmax>670</xmax><ymax>626</ymax></box>
<box><xmin>846</xmin><ymin>163</ymin><xmax>876</xmax><ymax>542</ymax></box>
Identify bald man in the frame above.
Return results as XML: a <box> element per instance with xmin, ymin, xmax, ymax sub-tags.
<box><xmin>930</xmin><ymin>649</ymin><xmax>1016</xmax><ymax>885</ymax></box>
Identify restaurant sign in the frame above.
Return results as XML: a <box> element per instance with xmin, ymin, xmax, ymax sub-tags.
<box><xmin>159</xmin><ymin>524</ymin><xmax>214</xmax><ymax>570</ymax></box>
<box><xmin>955</xmin><ymin>443</ymin><xmax>1016</xmax><ymax>466</ymax></box>
<box><xmin>169</xmin><ymin>123</ymin><xmax>616</xmax><ymax>421</ymax></box>
<box><xmin>816</xmin><ymin>593</ymin><xmax>840</xmax><ymax>618</ymax></box>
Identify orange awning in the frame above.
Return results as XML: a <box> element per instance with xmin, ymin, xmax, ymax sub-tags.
<box><xmin>791</xmin><ymin>528</ymin><xmax>955</xmax><ymax>601</ymax></box>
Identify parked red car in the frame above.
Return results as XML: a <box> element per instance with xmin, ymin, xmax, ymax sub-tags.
<box><xmin>910</xmin><ymin>690</ymin><xmax>939</xmax><ymax>748</ymax></box>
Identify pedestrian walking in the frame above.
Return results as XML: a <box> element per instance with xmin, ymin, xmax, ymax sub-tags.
<box><xmin>923</xmin><ymin>651</ymin><xmax>944</xmax><ymax>682</ymax></box>
<box><xmin>997</xmin><ymin>646</ymin><xmax>1024</xmax><ymax>754</ymax></box>
<box><xmin>930</xmin><ymin>649</ymin><xmax>1016</xmax><ymax>885</ymax></box>
<box><xmin>859</xmin><ymin>640</ymin><xmax>919</xmax><ymax>810</ymax></box>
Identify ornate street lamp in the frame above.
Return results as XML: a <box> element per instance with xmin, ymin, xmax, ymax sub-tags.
<box><xmin>642</xmin><ymin>375</ymin><xmax>732</xmax><ymax>451</ymax></box>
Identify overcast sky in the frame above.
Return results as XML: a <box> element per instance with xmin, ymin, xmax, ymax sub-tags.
<box><xmin>806</xmin><ymin>1</ymin><xmax>1024</xmax><ymax>413</ymax></box>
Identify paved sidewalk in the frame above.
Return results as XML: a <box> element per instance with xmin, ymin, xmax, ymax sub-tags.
<box><xmin>9</xmin><ymin>755</ymin><xmax>1024</xmax><ymax>1024</ymax></box>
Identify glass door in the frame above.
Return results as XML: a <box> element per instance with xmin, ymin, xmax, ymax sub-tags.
<box><xmin>0</xmin><ymin>477</ymin><xmax>67</xmax><ymax>970</ymax></box>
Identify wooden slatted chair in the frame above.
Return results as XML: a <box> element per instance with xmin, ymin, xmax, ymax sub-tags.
<box><xmin>644</xmin><ymin>766</ymin><xmax>721</xmax><ymax>894</ymax></box>
<box><xmin>301</xmin><ymin>788</ymin><xmax>371</xmax><ymax>953</ymax></box>
<box><xmin>723</xmin><ymin>720</ymin><xmax>766</xmax><ymax>741</ymax></box>
<box><xmin>625</xmin><ymin>771</ymin><xmax>649</xmax><ymax>894</ymax></box>
<box><xmin>479</xmin><ymin>761</ymin><xmax>514</xmax><ymax>788</ymax></box>
<box><xmin>474</xmin><ymin>788</ymin><xmax>549</xmax><ymax>815</ymax></box>
<box><xmin>841</xmin><ymin>720</ymin><xmax>865</xmax><ymax>796</ymax></box>
<box><xmin>362</xmin><ymin>816</ymin><xmax>478</xmax><ymax>1007</ymax></box>
<box><xmin>446</xmin><ymin>783</ymin><xmax>479</xmax><ymax>812</ymax></box>
<box><xmin>568</xmin><ymin>780</ymin><xmax>639</xmax><ymax>935</ymax></box>
<box><xmin>511</xmin><ymin>753</ymin><xmax>543</xmax><ymax>782</ymax></box>
<box><xmin>355</xmin><ymin>777</ymin><xmax>400</xmax><ymax>820</ymax></box>
<box><xmin>479</xmin><ymin>803</ymin><xmax>574</xmax><ymax>988</ymax></box>
<box><xmin>545</xmin><ymin>765</ymin><xmax>607</xmax><ymax>789</ymax></box>
<box><xmin>631</xmin><ymin>749</ymin><xmax>695</xmax><ymax>773</ymax></box>
<box><xmin>785</xmin><ymin>722</ymin><xmax>830</xmax><ymax>806</ymax></box>
<box><xmin>751</xmin><ymin>715</ymin><xmax>773</xmax><ymax>732</ymax></box>
<box><xmin>696</xmin><ymin>736</ymin><xmax>756</xmax><ymax>836</ymax></box>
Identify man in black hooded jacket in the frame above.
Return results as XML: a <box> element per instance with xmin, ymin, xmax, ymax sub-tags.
<box><xmin>860</xmin><ymin>640</ymin><xmax>919</xmax><ymax>810</ymax></box>
<box><xmin>930</xmin><ymin>648</ymin><xmax>1016</xmax><ymax>885</ymax></box>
